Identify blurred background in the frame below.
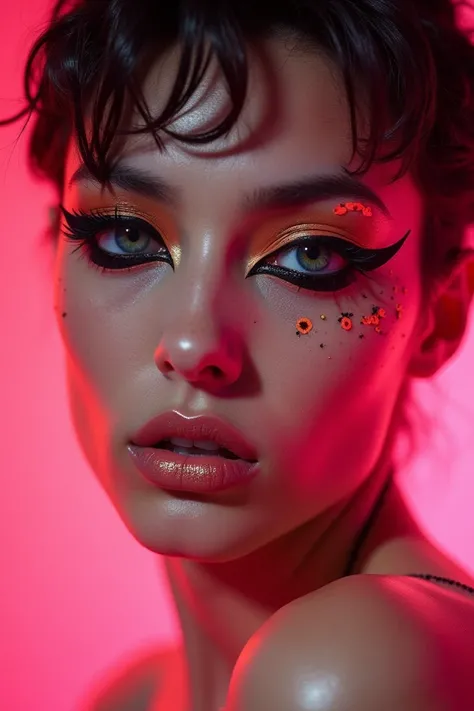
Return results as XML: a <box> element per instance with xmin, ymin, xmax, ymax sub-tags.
<box><xmin>1</xmin><ymin>2</ymin><xmax>473</xmax><ymax>710</ymax></box>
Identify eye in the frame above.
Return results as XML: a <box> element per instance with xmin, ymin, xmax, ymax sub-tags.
<box><xmin>96</xmin><ymin>222</ymin><xmax>160</xmax><ymax>256</ymax></box>
<box><xmin>59</xmin><ymin>206</ymin><xmax>173</xmax><ymax>272</ymax></box>
<box><xmin>248</xmin><ymin>234</ymin><xmax>357</xmax><ymax>293</ymax></box>
<box><xmin>269</xmin><ymin>241</ymin><xmax>347</xmax><ymax>276</ymax></box>
<box><xmin>247</xmin><ymin>230</ymin><xmax>411</xmax><ymax>294</ymax></box>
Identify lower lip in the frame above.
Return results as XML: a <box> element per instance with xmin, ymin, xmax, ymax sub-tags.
<box><xmin>127</xmin><ymin>445</ymin><xmax>260</xmax><ymax>494</ymax></box>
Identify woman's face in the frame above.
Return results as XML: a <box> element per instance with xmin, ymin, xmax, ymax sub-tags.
<box><xmin>55</xmin><ymin>37</ymin><xmax>424</xmax><ymax>560</ymax></box>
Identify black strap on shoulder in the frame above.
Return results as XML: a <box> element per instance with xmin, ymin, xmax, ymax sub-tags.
<box><xmin>341</xmin><ymin>474</ymin><xmax>474</xmax><ymax>596</ymax></box>
<box><xmin>405</xmin><ymin>573</ymin><xmax>474</xmax><ymax>596</ymax></box>
<box><xmin>343</xmin><ymin>473</ymin><xmax>393</xmax><ymax>577</ymax></box>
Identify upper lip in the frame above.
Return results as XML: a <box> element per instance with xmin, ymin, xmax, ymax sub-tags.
<box><xmin>130</xmin><ymin>411</ymin><xmax>258</xmax><ymax>462</ymax></box>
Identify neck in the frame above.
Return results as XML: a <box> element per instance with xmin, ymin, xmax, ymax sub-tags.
<box><xmin>161</xmin><ymin>452</ymin><xmax>417</xmax><ymax>711</ymax></box>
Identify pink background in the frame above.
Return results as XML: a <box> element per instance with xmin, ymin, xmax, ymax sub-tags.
<box><xmin>1</xmin><ymin>2</ymin><xmax>473</xmax><ymax>710</ymax></box>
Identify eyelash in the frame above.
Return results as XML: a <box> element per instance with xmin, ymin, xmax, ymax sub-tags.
<box><xmin>59</xmin><ymin>206</ymin><xmax>409</xmax><ymax>294</ymax></box>
<box><xmin>60</xmin><ymin>206</ymin><xmax>173</xmax><ymax>270</ymax></box>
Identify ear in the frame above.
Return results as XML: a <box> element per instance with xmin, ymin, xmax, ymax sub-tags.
<box><xmin>408</xmin><ymin>248</ymin><xmax>474</xmax><ymax>379</ymax></box>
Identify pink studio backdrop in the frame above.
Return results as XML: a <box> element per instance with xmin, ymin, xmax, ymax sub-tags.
<box><xmin>1</xmin><ymin>3</ymin><xmax>473</xmax><ymax>711</ymax></box>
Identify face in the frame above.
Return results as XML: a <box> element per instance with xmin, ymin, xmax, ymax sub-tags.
<box><xmin>54</xmin><ymin>37</ymin><xmax>425</xmax><ymax>561</ymax></box>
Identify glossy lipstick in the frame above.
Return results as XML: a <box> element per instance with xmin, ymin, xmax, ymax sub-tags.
<box><xmin>128</xmin><ymin>412</ymin><xmax>260</xmax><ymax>494</ymax></box>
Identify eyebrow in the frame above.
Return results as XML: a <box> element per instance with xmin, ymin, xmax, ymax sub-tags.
<box><xmin>69</xmin><ymin>163</ymin><xmax>391</xmax><ymax>218</ymax></box>
<box><xmin>69</xmin><ymin>163</ymin><xmax>179</xmax><ymax>206</ymax></box>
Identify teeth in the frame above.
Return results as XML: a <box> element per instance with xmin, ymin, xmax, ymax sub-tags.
<box><xmin>193</xmin><ymin>440</ymin><xmax>220</xmax><ymax>451</ymax></box>
<box><xmin>170</xmin><ymin>437</ymin><xmax>194</xmax><ymax>448</ymax></box>
<box><xmin>169</xmin><ymin>437</ymin><xmax>220</xmax><ymax>451</ymax></box>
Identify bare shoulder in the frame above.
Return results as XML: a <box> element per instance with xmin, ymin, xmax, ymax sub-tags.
<box><xmin>229</xmin><ymin>574</ymin><xmax>474</xmax><ymax>711</ymax></box>
<box><xmin>79</xmin><ymin>646</ymin><xmax>181</xmax><ymax>711</ymax></box>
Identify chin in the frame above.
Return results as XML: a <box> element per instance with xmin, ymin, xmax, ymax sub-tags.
<box><xmin>114</xmin><ymin>488</ymin><xmax>273</xmax><ymax>563</ymax></box>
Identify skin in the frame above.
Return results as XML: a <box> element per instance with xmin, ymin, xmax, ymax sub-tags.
<box><xmin>54</xmin><ymin>37</ymin><xmax>474</xmax><ymax>711</ymax></box>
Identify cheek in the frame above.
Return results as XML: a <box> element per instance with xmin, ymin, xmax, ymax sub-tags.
<box><xmin>54</xmin><ymin>247</ymin><xmax>164</xmax><ymax>396</ymax></box>
<box><xmin>53</xmin><ymin>250</ymin><xmax>140</xmax><ymax>462</ymax></box>
<box><xmin>251</xmin><ymin>263</ymin><xmax>420</xmax><ymax>487</ymax></box>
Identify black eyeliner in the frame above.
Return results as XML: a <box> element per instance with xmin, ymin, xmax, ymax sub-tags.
<box><xmin>60</xmin><ymin>203</ymin><xmax>410</xmax><ymax>293</ymax></box>
<box><xmin>248</xmin><ymin>230</ymin><xmax>411</xmax><ymax>292</ymax></box>
<box><xmin>59</xmin><ymin>205</ymin><xmax>173</xmax><ymax>270</ymax></box>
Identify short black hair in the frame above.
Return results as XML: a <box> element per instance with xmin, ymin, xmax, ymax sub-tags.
<box><xmin>2</xmin><ymin>0</ymin><xmax>474</xmax><ymax>287</ymax></box>
<box><xmin>3</xmin><ymin>0</ymin><xmax>473</xmax><ymax>465</ymax></box>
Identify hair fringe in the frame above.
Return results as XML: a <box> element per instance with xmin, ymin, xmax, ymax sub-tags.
<box><xmin>1</xmin><ymin>0</ymin><xmax>474</xmax><ymax>464</ymax></box>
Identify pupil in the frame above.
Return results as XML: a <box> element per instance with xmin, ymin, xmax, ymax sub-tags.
<box><xmin>297</xmin><ymin>244</ymin><xmax>329</xmax><ymax>272</ymax></box>
<box><xmin>303</xmin><ymin>245</ymin><xmax>321</xmax><ymax>260</ymax></box>
<box><xmin>115</xmin><ymin>226</ymin><xmax>151</xmax><ymax>253</ymax></box>
<box><xmin>124</xmin><ymin>227</ymin><xmax>139</xmax><ymax>243</ymax></box>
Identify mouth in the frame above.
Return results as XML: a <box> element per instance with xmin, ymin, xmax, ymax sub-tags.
<box><xmin>131</xmin><ymin>411</ymin><xmax>259</xmax><ymax>463</ymax></box>
<box><xmin>153</xmin><ymin>438</ymin><xmax>242</xmax><ymax>460</ymax></box>
<box><xmin>129</xmin><ymin>412</ymin><xmax>260</xmax><ymax>494</ymax></box>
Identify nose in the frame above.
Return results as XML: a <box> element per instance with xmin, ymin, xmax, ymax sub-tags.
<box><xmin>155</xmin><ymin>319</ymin><xmax>244</xmax><ymax>390</ymax></box>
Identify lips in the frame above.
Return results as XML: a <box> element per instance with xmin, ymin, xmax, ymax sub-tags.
<box><xmin>130</xmin><ymin>411</ymin><xmax>258</xmax><ymax>463</ymax></box>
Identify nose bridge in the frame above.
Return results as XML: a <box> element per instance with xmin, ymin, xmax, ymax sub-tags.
<box><xmin>154</xmin><ymin>237</ymin><xmax>245</xmax><ymax>387</ymax></box>
<box><xmin>176</xmin><ymin>240</ymin><xmax>236</xmax><ymax>327</ymax></box>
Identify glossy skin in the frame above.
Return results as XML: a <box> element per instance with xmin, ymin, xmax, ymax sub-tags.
<box><xmin>56</xmin><ymin>39</ymin><xmax>424</xmax><ymax>561</ymax></box>
<box><xmin>56</xmin><ymin>37</ymin><xmax>474</xmax><ymax>711</ymax></box>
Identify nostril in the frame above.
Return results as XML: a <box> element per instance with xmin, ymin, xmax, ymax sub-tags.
<box><xmin>161</xmin><ymin>360</ymin><xmax>174</xmax><ymax>374</ymax></box>
<box><xmin>156</xmin><ymin>355</ymin><xmax>228</xmax><ymax>383</ymax></box>
<box><xmin>206</xmin><ymin>365</ymin><xmax>224</xmax><ymax>379</ymax></box>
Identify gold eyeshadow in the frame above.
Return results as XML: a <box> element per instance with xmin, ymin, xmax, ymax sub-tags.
<box><xmin>74</xmin><ymin>199</ymin><xmax>182</xmax><ymax>264</ymax></box>
<box><xmin>247</xmin><ymin>222</ymin><xmax>373</xmax><ymax>273</ymax></box>
<box><xmin>71</xmin><ymin>189</ymin><xmax>391</xmax><ymax>274</ymax></box>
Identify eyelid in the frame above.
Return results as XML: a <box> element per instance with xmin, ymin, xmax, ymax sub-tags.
<box><xmin>247</xmin><ymin>223</ymin><xmax>364</xmax><ymax>272</ymax></box>
<box><xmin>72</xmin><ymin>203</ymin><xmax>181</xmax><ymax>262</ymax></box>
<box><xmin>86</xmin><ymin>202</ymin><xmax>165</xmax><ymax>233</ymax></box>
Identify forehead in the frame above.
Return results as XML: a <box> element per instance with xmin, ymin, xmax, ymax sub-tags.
<box><xmin>68</xmin><ymin>38</ymin><xmax>354</xmax><ymax>172</ymax></box>
<box><xmin>151</xmin><ymin>37</ymin><xmax>353</xmax><ymax>160</ymax></box>
<box><xmin>65</xmin><ymin>35</ymin><xmax>415</xmax><ymax>219</ymax></box>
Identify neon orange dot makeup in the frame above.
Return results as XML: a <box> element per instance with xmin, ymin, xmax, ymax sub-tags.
<box><xmin>296</xmin><ymin>318</ymin><xmax>313</xmax><ymax>335</ymax></box>
<box><xmin>333</xmin><ymin>202</ymin><xmax>373</xmax><ymax>217</ymax></box>
<box><xmin>338</xmin><ymin>312</ymin><xmax>354</xmax><ymax>332</ymax></box>
<box><xmin>361</xmin><ymin>314</ymin><xmax>380</xmax><ymax>328</ymax></box>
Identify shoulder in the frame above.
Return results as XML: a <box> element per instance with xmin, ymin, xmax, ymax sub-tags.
<box><xmin>228</xmin><ymin>574</ymin><xmax>474</xmax><ymax>711</ymax></box>
<box><xmin>80</xmin><ymin>646</ymin><xmax>180</xmax><ymax>711</ymax></box>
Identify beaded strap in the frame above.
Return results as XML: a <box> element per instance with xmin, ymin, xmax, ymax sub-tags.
<box><xmin>343</xmin><ymin>474</ymin><xmax>393</xmax><ymax>577</ymax></box>
<box><xmin>406</xmin><ymin>573</ymin><xmax>474</xmax><ymax>596</ymax></box>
